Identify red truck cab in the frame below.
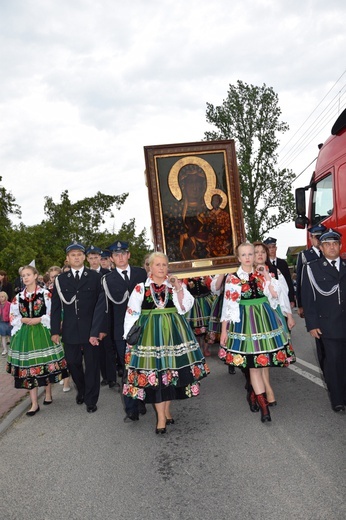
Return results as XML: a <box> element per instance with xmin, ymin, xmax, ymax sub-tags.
<box><xmin>295</xmin><ymin>108</ymin><xmax>346</xmax><ymax>258</ymax></box>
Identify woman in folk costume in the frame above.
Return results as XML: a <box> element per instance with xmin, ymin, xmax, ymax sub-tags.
<box><xmin>184</xmin><ymin>275</ymin><xmax>214</xmax><ymax>357</ymax></box>
<box><xmin>6</xmin><ymin>265</ymin><xmax>68</xmax><ymax>416</ymax></box>
<box><xmin>219</xmin><ymin>242</ymin><xmax>295</xmax><ymax>423</ymax></box>
<box><xmin>123</xmin><ymin>252</ymin><xmax>210</xmax><ymax>434</ymax></box>
<box><xmin>205</xmin><ymin>273</ymin><xmax>236</xmax><ymax>374</ymax></box>
<box><xmin>252</xmin><ymin>241</ymin><xmax>295</xmax><ymax>407</ymax></box>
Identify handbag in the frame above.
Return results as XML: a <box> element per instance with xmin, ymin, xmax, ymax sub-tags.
<box><xmin>126</xmin><ymin>323</ymin><xmax>142</xmax><ymax>345</ymax></box>
<box><xmin>125</xmin><ymin>307</ymin><xmax>154</xmax><ymax>345</ymax></box>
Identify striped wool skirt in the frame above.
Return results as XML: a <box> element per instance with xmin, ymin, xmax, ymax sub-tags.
<box><xmin>218</xmin><ymin>297</ymin><xmax>296</xmax><ymax>369</ymax></box>
<box><xmin>206</xmin><ymin>293</ymin><xmax>224</xmax><ymax>344</ymax></box>
<box><xmin>185</xmin><ymin>293</ymin><xmax>215</xmax><ymax>335</ymax></box>
<box><xmin>6</xmin><ymin>323</ymin><xmax>69</xmax><ymax>389</ymax></box>
<box><xmin>124</xmin><ymin>307</ymin><xmax>210</xmax><ymax>403</ymax></box>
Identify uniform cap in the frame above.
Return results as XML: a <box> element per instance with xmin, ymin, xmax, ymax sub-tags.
<box><xmin>319</xmin><ymin>229</ymin><xmax>342</xmax><ymax>243</ymax></box>
<box><xmin>65</xmin><ymin>241</ymin><xmax>86</xmax><ymax>253</ymax></box>
<box><xmin>108</xmin><ymin>240</ymin><xmax>129</xmax><ymax>252</ymax></box>
<box><xmin>307</xmin><ymin>224</ymin><xmax>327</xmax><ymax>236</ymax></box>
<box><xmin>263</xmin><ymin>237</ymin><xmax>277</xmax><ymax>245</ymax></box>
<box><xmin>86</xmin><ymin>245</ymin><xmax>103</xmax><ymax>255</ymax></box>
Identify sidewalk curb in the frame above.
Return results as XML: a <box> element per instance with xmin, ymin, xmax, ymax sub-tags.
<box><xmin>0</xmin><ymin>387</ymin><xmax>44</xmax><ymax>437</ymax></box>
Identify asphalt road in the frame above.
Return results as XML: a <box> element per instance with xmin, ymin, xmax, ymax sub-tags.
<box><xmin>0</xmin><ymin>311</ymin><xmax>345</xmax><ymax>520</ymax></box>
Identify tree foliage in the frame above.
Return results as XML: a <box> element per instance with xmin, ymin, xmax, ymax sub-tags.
<box><xmin>204</xmin><ymin>80</ymin><xmax>295</xmax><ymax>242</ymax></box>
<box><xmin>115</xmin><ymin>219</ymin><xmax>151</xmax><ymax>266</ymax></box>
<box><xmin>0</xmin><ymin>176</ymin><xmax>21</xmax><ymax>248</ymax></box>
<box><xmin>43</xmin><ymin>190</ymin><xmax>128</xmax><ymax>243</ymax></box>
<box><xmin>0</xmin><ymin>190</ymin><xmax>151</xmax><ymax>280</ymax></box>
<box><xmin>0</xmin><ymin>176</ymin><xmax>21</xmax><ymax>226</ymax></box>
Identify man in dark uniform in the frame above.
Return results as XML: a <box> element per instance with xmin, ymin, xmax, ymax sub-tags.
<box><xmin>301</xmin><ymin>229</ymin><xmax>346</xmax><ymax>412</ymax></box>
<box><xmin>100</xmin><ymin>249</ymin><xmax>113</xmax><ymax>271</ymax></box>
<box><xmin>295</xmin><ymin>224</ymin><xmax>327</xmax><ymax>372</ymax></box>
<box><xmin>13</xmin><ymin>266</ymin><xmax>24</xmax><ymax>294</ymax></box>
<box><xmin>86</xmin><ymin>245</ymin><xmax>103</xmax><ymax>273</ymax></box>
<box><xmin>51</xmin><ymin>242</ymin><xmax>103</xmax><ymax>413</ymax></box>
<box><xmin>296</xmin><ymin>224</ymin><xmax>327</xmax><ymax>314</ymax></box>
<box><xmin>263</xmin><ymin>237</ymin><xmax>295</xmax><ymax>307</ymax></box>
<box><xmin>91</xmin><ymin>240</ymin><xmax>147</xmax><ymax>421</ymax></box>
<box><xmin>86</xmin><ymin>245</ymin><xmax>117</xmax><ymax>388</ymax></box>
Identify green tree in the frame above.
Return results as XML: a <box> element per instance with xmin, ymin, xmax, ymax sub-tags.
<box><xmin>0</xmin><ymin>177</ymin><xmax>22</xmax><ymax>279</ymax></box>
<box><xmin>0</xmin><ymin>176</ymin><xmax>21</xmax><ymax>227</ymax></box>
<box><xmin>1</xmin><ymin>190</ymin><xmax>151</xmax><ymax>279</ymax></box>
<box><xmin>35</xmin><ymin>189</ymin><xmax>128</xmax><ymax>267</ymax></box>
<box><xmin>0</xmin><ymin>224</ymin><xmax>38</xmax><ymax>279</ymax></box>
<box><xmin>113</xmin><ymin>219</ymin><xmax>151</xmax><ymax>266</ymax></box>
<box><xmin>204</xmin><ymin>80</ymin><xmax>295</xmax><ymax>242</ymax></box>
<box><xmin>43</xmin><ymin>190</ymin><xmax>128</xmax><ymax>243</ymax></box>
<box><xmin>0</xmin><ymin>176</ymin><xmax>21</xmax><ymax>253</ymax></box>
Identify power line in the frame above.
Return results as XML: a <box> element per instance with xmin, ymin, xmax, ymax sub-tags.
<box><xmin>278</xmin><ymin>68</ymin><xmax>346</xmax><ymax>160</ymax></box>
<box><xmin>292</xmin><ymin>156</ymin><xmax>318</xmax><ymax>183</ymax></box>
<box><xmin>279</xmin><ymin>86</ymin><xmax>346</xmax><ymax>166</ymax></box>
<box><xmin>282</xmin><ymin>96</ymin><xmax>346</xmax><ymax>169</ymax></box>
<box><xmin>277</xmin><ymin>70</ymin><xmax>346</xmax><ymax>186</ymax></box>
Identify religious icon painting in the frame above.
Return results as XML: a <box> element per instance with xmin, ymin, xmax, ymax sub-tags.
<box><xmin>144</xmin><ymin>140</ymin><xmax>246</xmax><ymax>276</ymax></box>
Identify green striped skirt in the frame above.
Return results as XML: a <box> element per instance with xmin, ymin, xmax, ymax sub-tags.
<box><xmin>124</xmin><ymin>307</ymin><xmax>210</xmax><ymax>403</ymax></box>
<box><xmin>218</xmin><ymin>297</ymin><xmax>296</xmax><ymax>369</ymax></box>
<box><xmin>185</xmin><ymin>293</ymin><xmax>215</xmax><ymax>335</ymax></box>
<box><xmin>6</xmin><ymin>323</ymin><xmax>69</xmax><ymax>389</ymax></box>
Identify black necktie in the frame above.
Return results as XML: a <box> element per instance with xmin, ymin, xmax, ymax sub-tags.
<box><xmin>272</xmin><ymin>260</ymin><xmax>276</xmax><ymax>267</ymax></box>
<box><xmin>75</xmin><ymin>270</ymin><xmax>80</xmax><ymax>283</ymax></box>
<box><xmin>331</xmin><ymin>260</ymin><xmax>338</xmax><ymax>270</ymax></box>
<box><xmin>122</xmin><ymin>270</ymin><xmax>130</xmax><ymax>286</ymax></box>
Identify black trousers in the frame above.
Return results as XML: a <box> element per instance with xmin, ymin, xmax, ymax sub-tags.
<box><xmin>63</xmin><ymin>342</ymin><xmax>100</xmax><ymax>407</ymax></box>
<box><xmin>322</xmin><ymin>337</ymin><xmax>346</xmax><ymax>408</ymax></box>
<box><xmin>315</xmin><ymin>337</ymin><xmax>325</xmax><ymax>375</ymax></box>
<box><xmin>99</xmin><ymin>334</ymin><xmax>117</xmax><ymax>383</ymax></box>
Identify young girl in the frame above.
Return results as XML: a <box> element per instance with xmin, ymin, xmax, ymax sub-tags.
<box><xmin>6</xmin><ymin>265</ymin><xmax>69</xmax><ymax>416</ymax></box>
<box><xmin>0</xmin><ymin>291</ymin><xmax>11</xmax><ymax>355</ymax></box>
<box><xmin>219</xmin><ymin>242</ymin><xmax>296</xmax><ymax>423</ymax></box>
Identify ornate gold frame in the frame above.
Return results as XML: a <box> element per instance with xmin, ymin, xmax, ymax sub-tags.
<box><xmin>144</xmin><ymin>140</ymin><xmax>245</xmax><ymax>276</ymax></box>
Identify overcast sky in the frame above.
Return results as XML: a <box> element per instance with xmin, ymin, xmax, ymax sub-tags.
<box><xmin>1</xmin><ymin>0</ymin><xmax>345</xmax><ymax>258</ymax></box>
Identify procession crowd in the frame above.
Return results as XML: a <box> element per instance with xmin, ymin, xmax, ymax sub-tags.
<box><xmin>1</xmin><ymin>225</ymin><xmax>345</xmax><ymax>434</ymax></box>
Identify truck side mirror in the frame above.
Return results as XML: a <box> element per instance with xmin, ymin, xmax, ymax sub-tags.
<box><xmin>295</xmin><ymin>216</ymin><xmax>309</xmax><ymax>229</ymax></box>
<box><xmin>295</xmin><ymin>187</ymin><xmax>306</xmax><ymax>216</ymax></box>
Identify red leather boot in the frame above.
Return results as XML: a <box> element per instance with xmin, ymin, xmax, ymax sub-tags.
<box><xmin>256</xmin><ymin>393</ymin><xmax>271</xmax><ymax>423</ymax></box>
<box><xmin>247</xmin><ymin>386</ymin><xmax>259</xmax><ymax>412</ymax></box>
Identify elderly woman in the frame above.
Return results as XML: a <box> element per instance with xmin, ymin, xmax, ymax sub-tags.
<box><xmin>123</xmin><ymin>252</ymin><xmax>210</xmax><ymax>434</ymax></box>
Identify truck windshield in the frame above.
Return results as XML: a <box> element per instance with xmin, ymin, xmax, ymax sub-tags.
<box><xmin>311</xmin><ymin>174</ymin><xmax>333</xmax><ymax>225</ymax></box>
